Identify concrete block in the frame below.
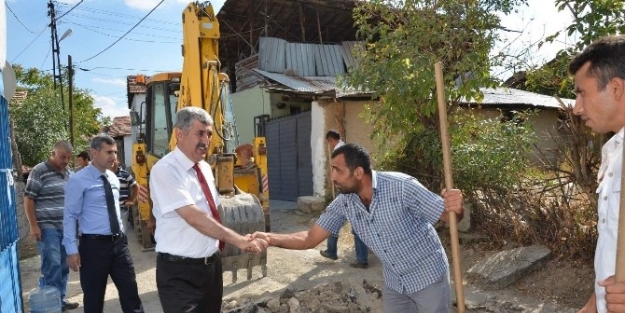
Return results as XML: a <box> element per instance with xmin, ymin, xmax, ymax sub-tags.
<box><xmin>466</xmin><ymin>245</ymin><xmax>551</xmax><ymax>289</ymax></box>
<box><xmin>297</xmin><ymin>196</ymin><xmax>325</xmax><ymax>213</ymax></box>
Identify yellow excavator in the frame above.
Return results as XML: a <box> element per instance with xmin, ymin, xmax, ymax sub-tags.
<box><xmin>129</xmin><ymin>1</ymin><xmax>269</xmax><ymax>281</ymax></box>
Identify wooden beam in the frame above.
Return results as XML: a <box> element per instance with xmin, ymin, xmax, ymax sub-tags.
<box><xmin>316</xmin><ymin>4</ymin><xmax>323</xmax><ymax>44</ymax></box>
<box><xmin>299</xmin><ymin>3</ymin><xmax>305</xmax><ymax>42</ymax></box>
<box><xmin>249</xmin><ymin>0</ymin><xmax>255</xmax><ymax>48</ymax></box>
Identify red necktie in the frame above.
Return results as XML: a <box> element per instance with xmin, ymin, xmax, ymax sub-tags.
<box><xmin>192</xmin><ymin>163</ymin><xmax>224</xmax><ymax>251</ymax></box>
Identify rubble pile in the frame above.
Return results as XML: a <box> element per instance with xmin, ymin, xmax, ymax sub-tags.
<box><xmin>222</xmin><ymin>280</ymin><xmax>383</xmax><ymax>313</ymax></box>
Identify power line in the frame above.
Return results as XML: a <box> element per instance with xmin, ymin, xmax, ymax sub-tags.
<box><xmin>78</xmin><ymin>66</ymin><xmax>173</xmax><ymax>72</ymax></box>
<box><xmin>63</xmin><ymin>12</ymin><xmax>180</xmax><ymax>33</ymax></box>
<box><xmin>57</xmin><ymin>3</ymin><xmax>180</xmax><ymax>26</ymax></box>
<box><xmin>11</xmin><ymin>27</ymin><xmax>47</xmax><ymax>62</ymax></box>
<box><xmin>67</xmin><ymin>21</ymin><xmax>181</xmax><ymax>41</ymax></box>
<box><xmin>39</xmin><ymin>43</ymin><xmax>52</xmax><ymax>70</ymax></box>
<box><xmin>6</xmin><ymin>2</ymin><xmax>36</xmax><ymax>33</ymax></box>
<box><xmin>54</xmin><ymin>0</ymin><xmax>83</xmax><ymax>22</ymax></box>
<box><xmin>78</xmin><ymin>0</ymin><xmax>165</xmax><ymax>63</ymax></box>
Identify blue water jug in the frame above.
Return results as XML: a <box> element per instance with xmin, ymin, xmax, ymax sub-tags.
<box><xmin>28</xmin><ymin>277</ymin><xmax>62</xmax><ymax>313</ymax></box>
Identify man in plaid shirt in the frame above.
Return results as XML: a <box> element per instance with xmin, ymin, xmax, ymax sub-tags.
<box><xmin>252</xmin><ymin>143</ymin><xmax>463</xmax><ymax>312</ymax></box>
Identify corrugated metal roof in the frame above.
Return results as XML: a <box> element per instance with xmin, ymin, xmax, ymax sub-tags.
<box><xmin>473</xmin><ymin>87</ymin><xmax>574</xmax><ymax>109</ymax></box>
<box><xmin>259</xmin><ymin>37</ymin><xmax>348</xmax><ymax>77</ymax></box>
<box><xmin>254</xmin><ymin>69</ymin><xmax>335</xmax><ymax>94</ymax></box>
<box><xmin>254</xmin><ymin>69</ymin><xmax>369</xmax><ymax>97</ymax></box>
<box><xmin>253</xmin><ymin>69</ymin><xmax>576</xmax><ymax>105</ymax></box>
<box><xmin>340</xmin><ymin>41</ymin><xmax>360</xmax><ymax>69</ymax></box>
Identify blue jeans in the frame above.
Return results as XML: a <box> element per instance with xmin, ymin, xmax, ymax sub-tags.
<box><xmin>37</xmin><ymin>228</ymin><xmax>69</xmax><ymax>301</ymax></box>
<box><xmin>325</xmin><ymin>235</ymin><xmax>339</xmax><ymax>258</ymax></box>
<box><xmin>325</xmin><ymin>232</ymin><xmax>368</xmax><ymax>263</ymax></box>
<box><xmin>352</xmin><ymin>230</ymin><xmax>368</xmax><ymax>264</ymax></box>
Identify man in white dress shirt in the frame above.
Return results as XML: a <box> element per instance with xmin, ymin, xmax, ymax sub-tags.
<box><xmin>569</xmin><ymin>35</ymin><xmax>625</xmax><ymax>313</ymax></box>
<box><xmin>150</xmin><ymin>107</ymin><xmax>265</xmax><ymax>313</ymax></box>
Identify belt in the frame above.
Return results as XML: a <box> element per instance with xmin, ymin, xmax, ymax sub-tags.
<box><xmin>157</xmin><ymin>252</ymin><xmax>219</xmax><ymax>265</ymax></box>
<box><xmin>81</xmin><ymin>233</ymin><xmax>124</xmax><ymax>241</ymax></box>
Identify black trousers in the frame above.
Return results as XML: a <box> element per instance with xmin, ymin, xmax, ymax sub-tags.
<box><xmin>78</xmin><ymin>234</ymin><xmax>144</xmax><ymax>313</ymax></box>
<box><xmin>156</xmin><ymin>253</ymin><xmax>223</xmax><ymax>313</ymax></box>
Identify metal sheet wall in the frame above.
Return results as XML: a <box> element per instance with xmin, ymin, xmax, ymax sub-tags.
<box><xmin>266</xmin><ymin>112</ymin><xmax>313</xmax><ymax>201</ymax></box>
<box><xmin>0</xmin><ymin>95</ymin><xmax>23</xmax><ymax>313</ymax></box>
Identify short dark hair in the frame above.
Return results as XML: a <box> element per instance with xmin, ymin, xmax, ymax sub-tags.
<box><xmin>569</xmin><ymin>35</ymin><xmax>625</xmax><ymax>90</ymax></box>
<box><xmin>331</xmin><ymin>143</ymin><xmax>372</xmax><ymax>175</ymax></box>
<box><xmin>90</xmin><ymin>134</ymin><xmax>116</xmax><ymax>151</ymax></box>
<box><xmin>77</xmin><ymin>150</ymin><xmax>90</xmax><ymax>161</ymax></box>
<box><xmin>53</xmin><ymin>140</ymin><xmax>73</xmax><ymax>153</ymax></box>
<box><xmin>325</xmin><ymin>130</ymin><xmax>341</xmax><ymax>141</ymax></box>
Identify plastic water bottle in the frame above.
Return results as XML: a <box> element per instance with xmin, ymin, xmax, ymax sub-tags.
<box><xmin>28</xmin><ymin>277</ymin><xmax>62</xmax><ymax>313</ymax></box>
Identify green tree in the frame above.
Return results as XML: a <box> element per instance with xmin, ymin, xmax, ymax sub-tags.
<box><xmin>525</xmin><ymin>0</ymin><xmax>625</xmax><ymax>97</ymax></box>
<box><xmin>522</xmin><ymin>0</ymin><xmax>624</xmax><ymax>195</ymax></box>
<box><xmin>9</xmin><ymin>64</ymin><xmax>102</xmax><ymax>166</ymax></box>
<box><xmin>347</xmin><ymin>0</ymin><xmax>528</xmax><ymax>188</ymax></box>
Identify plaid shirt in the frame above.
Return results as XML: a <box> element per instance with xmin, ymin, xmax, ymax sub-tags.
<box><xmin>316</xmin><ymin>171</ymin><xmax>448</xmax><ymax>293</ymax></box>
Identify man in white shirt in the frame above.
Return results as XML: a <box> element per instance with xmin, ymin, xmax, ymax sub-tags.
<box><xmin>149</xmin><ymin>107</ymin><xmax>266</xmax><ymax>313</ymax></box>
<box><xmin>326</xmin><ymin>130</ymin><xmax>345</xmax><ymax>151</ymax></box>
<box><xmin>569</xmin><ymin>35</ymin><xmax>625</xmax><ymax>313</ymax></box>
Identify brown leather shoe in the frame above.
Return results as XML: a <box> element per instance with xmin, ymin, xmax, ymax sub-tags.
<box><xmin>349</xmin><ymin>261</ymin><xmax>368</xmax><ymax>269</ymax></box>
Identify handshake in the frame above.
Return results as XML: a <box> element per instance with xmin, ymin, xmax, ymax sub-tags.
<box><xmin>240</xmin><ymin>232</ymin><xmax>271</xmax><ymax>254</ymax></box>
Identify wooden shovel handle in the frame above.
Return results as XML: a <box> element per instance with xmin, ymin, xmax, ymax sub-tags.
<box><xmin>434</xmin><ymin>61</ymin><xmax>465</xmax><ymax>312</ymax></box>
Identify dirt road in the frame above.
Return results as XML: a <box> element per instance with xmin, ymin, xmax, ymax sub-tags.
<box><xmin>20</xmin><ymin>200</ymin><xmax>587</xmax><ymax>312</ymax></box>
<box><xmin>20</xmin><ymin>200</ymin><xmax>386</xmax><ymax>312</ymax></box>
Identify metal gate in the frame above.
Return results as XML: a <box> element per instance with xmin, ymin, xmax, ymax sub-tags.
<box><xmin>0</xmin><ymin>95</ymin><xmax>23</xmax><ymax>312</ymax></box>
<box><xmin>266</xmin><ymin>112</ymin><xmax>313</xmax><ymax>201</ymax></box>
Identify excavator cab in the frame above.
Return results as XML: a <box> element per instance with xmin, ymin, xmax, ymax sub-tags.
<box><xmin>144</xmin><ymin>73</ymin><xmax>180</xmax><ymax>159</ymax></box>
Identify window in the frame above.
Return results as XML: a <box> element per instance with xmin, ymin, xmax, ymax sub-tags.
<box><xmin>151</xmin><ymin>83</ymin><xmax>169</xmax><ymax>158</ymax></box>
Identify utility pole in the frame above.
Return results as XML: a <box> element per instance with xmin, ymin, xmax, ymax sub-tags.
<box><xmin>68</xmin><ymin>55</ymin><xmax>74</xmax><ymax>147</ymax></box>
<box><xmin>48</xmin><ymin>0</ymin><xmax>65</xmax><ymax>112</ymax></box>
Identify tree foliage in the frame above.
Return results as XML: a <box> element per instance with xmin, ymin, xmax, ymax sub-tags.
<box><xmin>451</xmin><ymin>110</ymin><xmax>536</xmax><ymax>193</ymax></box>
<box><xmin>526</xmin><ymin>0</ymin><xmax>625</xmax><ymax>97</ymax></box>
<box><xmin>522</xmin><ymin>0</ymin><xmax>625</xmax><ymax>196</ymax></box>
<box><xmin>347</xmin><ymin>0</ymin><xmax>528</xmax><ymax>188</ymax></box>
<box><xmin>9</xmin><ymin>64</ymin><xmax>102</xmax><ymax>166</ymax></box>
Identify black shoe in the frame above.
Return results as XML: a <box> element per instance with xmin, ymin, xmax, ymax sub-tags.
<box><xmin>63</xmin><ymin>301</ymin><xmax>79</xmax><ymax>310</ymax></box>
<box><xmin>349</xmin><ymin>261</ymin><xmax>368</xmax><ymax>269</ymax></box>
<box><xmin>320</xmin><ymin>250</ymin><xmax>338</xmax><ymax>260</ymax></box>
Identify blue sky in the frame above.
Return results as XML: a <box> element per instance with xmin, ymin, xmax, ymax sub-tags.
<box><xmin>6</xmin><ymin>0</ymin><xmax>571</xmax><ymax>119</ymax></box>
<box><xmin>6</xmin><ymin>0</ymin><xmax>226</xmax><ymax>119</ymax></box>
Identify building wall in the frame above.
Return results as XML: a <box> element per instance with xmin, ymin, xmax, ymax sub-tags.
<box><xmin>312</xmin><ymin>100</ymin><xmax>564</xmax><ymax>197</ymax></box>
<box><xmin>312</xmin><ymin>99</ymin><xmax>378</xmax><ymax>198</ymax></box>
<box><xmin>469</xmin><ymin>108</ymin><xmax>563</xmax><ymax>165</ymax></box>
<box><xmin>123</xmin><ymin>136</ymin><xmax>133</xmax><ymax>168</ymax></box>
<box><xmin>231</xmin><ymin>86</ymin><xmax>269</xmax><ymax>146</ymax></box>
<box><xmin>311</xmin><ymin>101</ymin><xmax>327</xmax><ymax>197</ymax></box>
<box><xmin>269</xmin><ymin>93</ymin><xmax>312</xmax><ymax>117</ymax></box>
